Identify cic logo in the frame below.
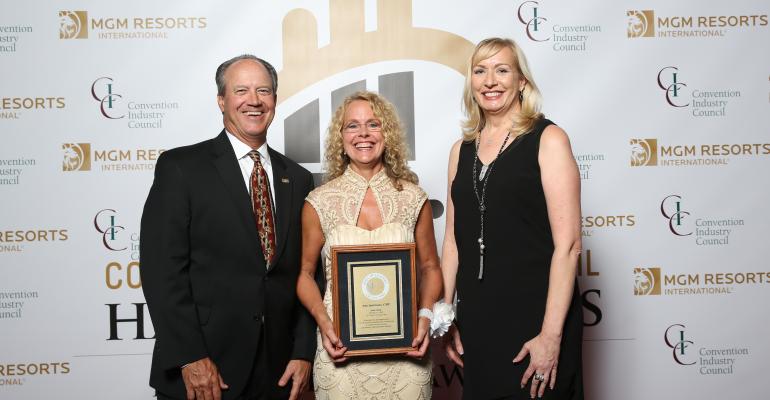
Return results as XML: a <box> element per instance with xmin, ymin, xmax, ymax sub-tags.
<box><xmin>94</xmin><ymin>209</ymin><xmax>127</xmax><ymax>251</ymax></box>
<box><xmin>91</xmin><ymin>77</ymin><xmax>125</xmax><ymax>119</ymax></box>
<box><xmin>517</xmin><ymin>1</ymin><xmax>549</xmax><ymax>42</ymax></box>
<box><xmin>660</xmin><ymin>195</ymin><xmax>692</xmax><ymax>236</ymax></box>
<box><xmin>664</xmin><ymin>324</ymin><xmax>696</xmax><ymax>366</ymax></box>
<box><xmin>657</xmin><ymin>66</ymin><xmax>689</xmax><ymax>107</ymax></box>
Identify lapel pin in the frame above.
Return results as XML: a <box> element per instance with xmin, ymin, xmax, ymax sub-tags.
<box><xmin>281</xmin><ymin>177</ymin><xmax>290</xmax><ymax>183</ymax></box>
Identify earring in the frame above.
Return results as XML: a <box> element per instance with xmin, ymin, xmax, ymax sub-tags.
<box><xmin>519</xmin><ymin>88</ymin><xmax>524</xmax><ymax>103</ymax></box>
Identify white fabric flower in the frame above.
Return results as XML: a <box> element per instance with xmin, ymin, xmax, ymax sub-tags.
<box><xmin>430</xmin><ymin>301</ymin><xmax>456</xmax><ymax>338</ymax></box>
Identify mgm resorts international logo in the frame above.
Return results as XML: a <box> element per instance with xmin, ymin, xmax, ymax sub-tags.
<box><xmin>627</xmin><ymin>10</ymin><xmax>768</xmax><ymax>39</ymax></box>
<box><xmin>656</xmin><ymin>66</ymin><xmax>741</xmax><ymax>117</ymax></box>
<box><xmin>580</xmin><ymin>214</ymin><xmax>635</xmax><ymax>237</ymax></box>
<box><xmin>59</xmin><ymin>11</ymin><xmax>207</xmax><ymax>40</ymax></box>
<box><xmin>663</xmin><ymin>324</ymin><xmax>749</xmax><ymax>375</ymax></box>
<box><xmin>659</xmin><ymin>194</ymin><xmax>745</xmax><ymax>246</ymax></box>
<box><xmin>1</xmin><ymin>97</ymin><xmax>66</xmax><ymax>120</ymax></box>
<box><xmin>634</xmin><ymin>266</ymin><xmax>770</xmax><ymax>296</ymax></box>
<box><xmin>0</xmin><ymin>361</ymin><xmax>71</xmax><ymax>387</ymax></box>
<box><xmin>90</xmin><ymin>77</ymin><xmax>179</xmax><ymax>128</ymax></box>
<box><xmin>62</xmin><ymin>143</ymin><xmax>163</xmax><ymax>172</ymax></box>
<box><xmin>276</xmin><ymin>0</ymin><xmax>473</xmax><ymax>218</ymax></box>
<box><xmin>630</xmin><ymin>138</ymin><xmax>770</xmax><ymax>167</ymax></box>
<box><xmin>94</xmin><ymin>209</ymin><xmax>139</xmax><ymax>259</ymax></box>
<box><xmin>0</xmin><ymin>229</ymin><xmax>68</xmax><ymax>254</ymax></box>
<box><xmin>516</xmin><ymin>1</ymin><xmax>601</xmax><ymax>52</ymax></box>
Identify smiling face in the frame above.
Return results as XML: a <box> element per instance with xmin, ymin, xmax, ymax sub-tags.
<box><xmin>341</xmin><ymin>100</ymin><xmax>385</xmax><ymax>173</ymax></box>
<box><xmin>217</xmin><ymin>59</ymin><xmax>275</xmax><ymax>148</ymax></box>
<box><xmin>471</xmin><ymin>46</ymin><xmax>526</xmax><ymax>117</ymax></box>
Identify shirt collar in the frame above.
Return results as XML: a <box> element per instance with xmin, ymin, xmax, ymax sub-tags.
<box><xmin>225</xmin><ymin>130</ymin><xmax>271</xmax><ymax>166</ymax></box>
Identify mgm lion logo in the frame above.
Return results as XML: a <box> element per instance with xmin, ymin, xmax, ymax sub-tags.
<box><xmin>630</xmin><ymin>138</ymin><xmax>657</xmax><ymax>166</ymax></box>
<box><xmin>59</xmin><ymin>11</ymin><xmax>88</xmax><ymax>39</ymax></box>
<box><xmin>62</xmin><ymin>143</ymin><xmax>91</xmax><ymax>171</ymax></box>
<box><xmin>627</xmin><ymin>10</ymin><xmax>654</xmax><ymax>38</ymax></box>
<box><xmin>633</xmin><ymin>267</ymin><xmax>660</xmax><ymax>295</ymax></box>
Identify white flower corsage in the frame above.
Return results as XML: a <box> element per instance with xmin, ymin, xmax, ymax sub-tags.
<box><xmin>429</xmin><ymin>301</ymin><xmax>455</xmax><ymax>338</ymax></box>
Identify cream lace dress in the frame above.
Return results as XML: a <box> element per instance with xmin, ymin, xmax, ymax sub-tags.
<box><xmin>305</xmin><ymin>167</ymin><xmax>432</xmax><ymax>400</ymax></box>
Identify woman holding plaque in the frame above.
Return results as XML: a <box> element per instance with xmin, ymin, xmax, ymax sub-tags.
<box><xmin>441</xmin><ymin>37</ymin><xmax>584</xmax><ymax>399</ymax></box>
<box><xmin>296</xmin><ymin>91</ymin><xmax>443</xmax><ymax>399</ymax></box>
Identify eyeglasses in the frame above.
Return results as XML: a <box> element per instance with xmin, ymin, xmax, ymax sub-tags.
<box><xmin>343</xmin><ymin>120</ymin><xmax>382</xmax><ymax>133</ymax></box>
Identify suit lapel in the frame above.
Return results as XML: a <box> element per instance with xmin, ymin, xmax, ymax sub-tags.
<box><xmin>268</xmin><ymin>146</ymin><xmax>292</xmax><ymax>271</ymax></box>
<box><xmin>210</xmin><ymin>131</ymin><xmax>264</xmax><ymax>267</ymax></box>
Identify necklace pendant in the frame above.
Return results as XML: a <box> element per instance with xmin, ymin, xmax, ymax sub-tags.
<box><xmin>478</xmin><ymin>253</ymin><xmax>484</xmax><ymax>280</ymax></box>
<box><xmin>478</xmin><ymin>165</ymin><xmax>488</xmax><ymax>181</ymax></box>
<box><xmin>478</xmin><ymin>238</ymin><xmax>485</xmax><ymax>280</ymax></box>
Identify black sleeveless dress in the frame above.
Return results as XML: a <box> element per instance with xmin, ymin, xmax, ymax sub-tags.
<box><xmin>452</xmin><ymin>118</ymin><xmax>584</xmax><ymax>400</ymax></box>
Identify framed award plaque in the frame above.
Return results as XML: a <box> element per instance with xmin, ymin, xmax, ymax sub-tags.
<box><xmin>330</xmin><ymin>242</ymin><xmax>417</xmax><ymax>357</ymax></box>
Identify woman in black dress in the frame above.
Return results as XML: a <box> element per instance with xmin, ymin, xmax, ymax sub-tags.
<box><xmin>441</xmin><ymin>37</ymin><xmax>584</xmax><ymax>399</ymax></box>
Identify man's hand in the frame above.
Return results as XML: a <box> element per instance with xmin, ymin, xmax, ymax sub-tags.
<box><xmin>180</xmin><ymin>357</ymin><xmax>229</xmax><ymax>400</ymax></box>
<box><xmin>278</xmin><ymin>359</ymin><xmax>311</xmax><ymax>400</ymax></box>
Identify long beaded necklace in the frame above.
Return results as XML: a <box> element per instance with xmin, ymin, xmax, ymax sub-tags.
<box><xmin>472</xmin><ymin>129</ymin><xmax>511</xmax><ymax>280</ymax></box>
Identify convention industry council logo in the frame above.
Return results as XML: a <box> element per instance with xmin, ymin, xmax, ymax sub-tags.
<box><xmin>656</xmin><ymin>66</ymin><xmax>741</xmax><ymax>117</ymax></box>
<box><xmin>276</xmin><ymin>0</ymin><xmax>473</xmax><ymax>217</ymax></box>
<box><xmin>634</xmin><ymin>266</ymin><xmax>770</xmax><ymax>296</ymax></box>
<box><xmin>0</xmin><ymin>290</ymin><xmax>39</xmax><ymax>320</ymax></box>
<box><xmin>58</xmin><ymin>10</ymin><xmax>207</xmax><ymax>40</ymax></box>
<box><xmin>663</xmin><ymin>324</ymin><xmax>750</xmax><ymax>375</ymax></box>
<box><xmin>0</xmin><ymin>361</ymin><xmax>71</xmax><ymax>387</ymax></box>
<box><xmin>660</xmin><ymin>194</ymin><xmax>745</xmax><ymax>246</ymax></box>
<box><xmin>1</xmin><ymin>96</ymin><xmax>65</xmax><ymax>121</ymax></box>
<box><xmin>574</xmin><ymin>152</ymin><xmax>605</xmax><ymax>180</ymax></box>
<box><xmin>515</xmin><ymin>1</ymin><xmax>601</xmax><ymax>52</ymax></box>
<box><xmin>0</xmin><ymin>157</ymin><xmax>35</xmax><ymax>186</ymax></box>
<box><xmin>629</xmin><ymin>138</ymin><xmax>769</xmax><ymax>167</ymax></box>
<box><xmin>62</xmin><ymin>143</ymin><xmax>163</xmax><ymax>172</ymax></box>
<box><xmin>90</xmin><ymin>77</ymin><xmax>179</xmax><ymax>129</ymax></box>
<box><xmin>93</xmin><ymin>209</ymin><xmax>138</xmax><ymax>258</ymax></box>
<box><xmin>626</xmin><ymin>9</ymin><xmax>767</xmax><ymax>39</ymax></box>
<box><xmin>0</xmin><ymin>24</ymin><xmax>33</xmax><ymax>53</ymax></box>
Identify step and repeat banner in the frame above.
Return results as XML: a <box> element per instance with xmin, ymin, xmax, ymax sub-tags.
<box><xmin>1</xmin><ymin>1</ymin><xmax>768</xmax><ymax>399</ymax></box>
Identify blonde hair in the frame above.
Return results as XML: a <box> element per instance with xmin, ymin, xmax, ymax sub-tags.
<box><xmin>462</xmin><ymin>37</ymin><xmax>543</xmax><ymax>141</ymax></box>
<box><xmin>324</xmin><ymin>91</ymin><xmax>418</xmax><ymax>190</ymax></box>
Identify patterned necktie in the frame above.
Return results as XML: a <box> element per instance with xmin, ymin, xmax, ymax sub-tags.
<box><xmin>248</xmin><ymin>150</ymin><xmax>276</xmax><ymax>265</ymax></box>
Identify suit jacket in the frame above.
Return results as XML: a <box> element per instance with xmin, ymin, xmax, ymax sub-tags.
<box><xmin>140</xmin><ymin>130</ymin><xmax>316</xmax><ymax>399</ymax></box>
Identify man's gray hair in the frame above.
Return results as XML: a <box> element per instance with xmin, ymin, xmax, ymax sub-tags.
<box><xmin>215</xmin><ymin>54</ymin><xmax>278</xmax><ymax>97</ymax></box>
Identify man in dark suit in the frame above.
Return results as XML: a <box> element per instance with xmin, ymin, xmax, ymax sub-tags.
<box><xmin>140</xmin><ymin>55</ymin><xmax>315</xmax><ymax>400</ymax></box>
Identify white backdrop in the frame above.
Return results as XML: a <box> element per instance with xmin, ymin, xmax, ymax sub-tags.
<box><xmin>1</xmin><ymin>1</ymin><xmax>768</xmax><ymax>399</ymax></box>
